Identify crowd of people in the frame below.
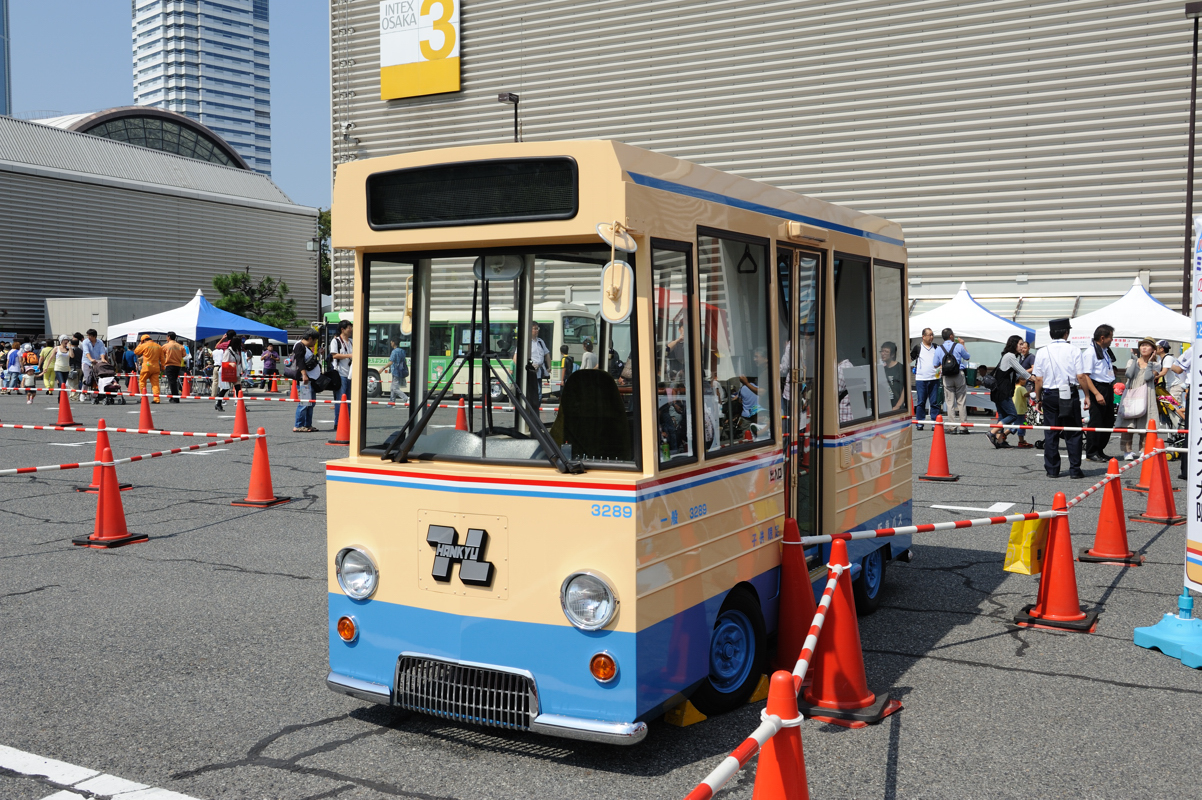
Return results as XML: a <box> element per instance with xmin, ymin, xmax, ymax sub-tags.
<box><xmin>910</xmin><ymin>318</ymin><xmax>1191</xmax><ymax>480</ymax></box>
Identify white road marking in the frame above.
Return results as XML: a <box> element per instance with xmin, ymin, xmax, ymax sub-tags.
<box><xmin>217</xmin><ymin>415</ymin><xmax>235</xmax><ymax>419</ymax></box>
<box><xmin>930</xmin><ymin>501</ymin><xmax>1015</xmax><ymax>513</ymax></box>
<box><xmin>0</xmin><ymin>744</ymin><xmax>201</xmax><ymax>800</ymax></box>
<box><xmin>48</xmin><ymin>441</ymin><xmax>95</xmax><ymax>447</ymax></box>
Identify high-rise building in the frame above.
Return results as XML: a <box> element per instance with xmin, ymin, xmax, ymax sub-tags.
<box><xmin>133</xmin><ymin>0</ymin><xmax>270</xmax><ymax>174</ymax></box>
<box><xmin>0</xmin><ymin>0</ymin><xmax>11</xmax><ymax>117</ymax></box>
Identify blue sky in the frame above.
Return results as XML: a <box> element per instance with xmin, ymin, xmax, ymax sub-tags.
<box><xmin>8</xmin><ymin>0</ymin><xmax>332</xmax><ymax>209</ymax></box>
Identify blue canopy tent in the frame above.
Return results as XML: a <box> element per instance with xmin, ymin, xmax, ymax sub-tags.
<box><xmin>106</xmin><ymin>289</ymin><xmax>288</xmax><ymax>343</ymax></box>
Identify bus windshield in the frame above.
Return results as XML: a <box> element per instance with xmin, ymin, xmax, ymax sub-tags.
<box><xmin>364</xmin><ymin>245</ymin><xmax>639</xmax><ymax>470</ymax></box>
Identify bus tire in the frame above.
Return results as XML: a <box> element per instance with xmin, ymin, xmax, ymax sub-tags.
<box><xmin>366</xmin><ymin>370</ymin><xmax>382</xmax><ymax>397</ymax></box>
<box><xmin>852</xmin><ymin>548</ymin><xmax>887</xmax><ymax>615</ymax></box>
<box><xmin>688</xmin><ymin>587</ymin><xmax>767</xmax><ymax>716</ymax></box>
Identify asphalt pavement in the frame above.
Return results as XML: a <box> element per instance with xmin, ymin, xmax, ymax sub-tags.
<box><xmin>0</xmin><ymin>396</ymin><xmax>1199</xmax><ymax>799</ymax></box>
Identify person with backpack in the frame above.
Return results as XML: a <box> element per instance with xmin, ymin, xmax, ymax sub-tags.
<box><xmin>986</xmin><ymin>335</ymin><xmax>1031</xmax><ymax>448</ymax></box>
<box><xmin>21</xmin><ymin>343</ymin><xmax>41</xmax><ymax>404</ymax></box>
<box><xmin>938</xmin><ymin>327</ymin><xmax>971</xmax><ymax>434</ymax></box>
<box><xmin>330</xmin><ymin>320</ymin><xmax>353</xmax><ymax>431</ymax></box>
<box><xmin>292</xmin><ymin>331</ymin><xmax>322</xmax><ymax>432</ymax></box>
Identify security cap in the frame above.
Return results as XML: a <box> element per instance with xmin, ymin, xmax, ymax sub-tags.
<box><xmin>1048</xmin><ymin>317</ymin><xmax>1072</xmax><ymax>329</ymax></box>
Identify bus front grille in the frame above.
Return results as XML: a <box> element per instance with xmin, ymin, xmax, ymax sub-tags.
<box><xmin>394</xmin><ymin>655</ymin><xmax>538</xmax><ymax>731</ymax></box>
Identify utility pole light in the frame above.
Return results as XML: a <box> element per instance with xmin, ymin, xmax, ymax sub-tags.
<box><xmin>498</xmin><ymin>92</ymin><xmax>520</xmax><ymax>143</ymax></box>
<box><xmin>1183</xmin><ymin>3</ymin><xmax>1202</xmax><ymax>312</ymax></box>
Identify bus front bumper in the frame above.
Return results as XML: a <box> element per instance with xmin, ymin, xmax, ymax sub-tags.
<box><xmin>326</xmin><ymin>670</ymin><xmax>648</xmax><ymax>745</ymax></box>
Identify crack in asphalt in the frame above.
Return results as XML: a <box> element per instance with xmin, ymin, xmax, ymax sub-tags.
<box><xmin>865</xmin><ymin>648</ymin><xmax>1202</xmax><ymax>696</ymax></box>
<box><xmin>0</xmin><ymin>584</ymin><xmax>59</xmax><ymax>602</ymax></box>
<box><xmin>128</xmin><ymin>554</ymin><xmax>318</xmax><ymax>581</ymax></box>
<box><xmin>172</xmin><ymin>714</ymin><xmax>461</xmax><ymax>799</ymax></box>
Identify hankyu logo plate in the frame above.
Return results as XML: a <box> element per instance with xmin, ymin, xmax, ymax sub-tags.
<box><xmin>426</xmin><ymin>525</ymin><xmax>494</xmax><ymax>586</ymax></box>
<box><xmin>416</xmin><ymin>511</ymin><xmax>508</xmax><ymax>599</ymax></box>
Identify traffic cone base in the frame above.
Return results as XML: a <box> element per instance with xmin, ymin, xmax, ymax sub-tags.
<box><xmin>75</xmin><ymin>482</ymin><xmax>132</xmax><ymax>494</ymax></box>
<box><xmin>1130</xmin><ymin>451</ymin><xmax>1185</xmax><ymax>525</ymax></box>
<box><xmin>231</xmin><ymin>495</ymin><xmax>291</xmax><ymax>508</ymax></box>
<box><xmin>71</xmin><ymin>532</ymin><xmax>148</xmax><ymax>549</ymax></box>
<box><xmin>1077</xmin><ymin>548</ymin><xmax>1144</xmax><ymax>566</ymax></box>
<box><xmin>1014</xmin><ymin>605</ymin><xmax>1099</xmax><ymax>633</ymax></box>
<box><xmin>1130</xmin><ymin>512</ymin><xmax>1186</xmax><ymax>525</ymax></box>
<box><xmin>797</xmin><ymin>693</ymin><xmax>901</xmax><ymax>728</ymax></box>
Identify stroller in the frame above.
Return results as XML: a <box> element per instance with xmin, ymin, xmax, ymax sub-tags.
<box><xmin>90</xmin><ymin>359</ymin><xmax>126</xmax><ymax>405</ymax></box>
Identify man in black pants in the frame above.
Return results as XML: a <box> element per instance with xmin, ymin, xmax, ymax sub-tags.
<box><xmin>1081</xmin><ymin>324</ymin><xmax>1116</xmax><ymax>462</ymax></box>
<box><xmin>1032</xmin><ymin>318</ymin><xmax>1090</xmax><ymax>479</ymax></box>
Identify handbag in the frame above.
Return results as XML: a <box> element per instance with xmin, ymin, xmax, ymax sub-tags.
<box><xmin>1004</xmin><ymin>518</ymin><xmax>1048</xmax><ymax>575</ymax></box>
<box><xmin>1118</xmin><ymin>383</ymin><xmax>1147</xmax><ymax>419</ymax></box>
<box><xmin>219</xmin><ymin>356</ymin><xmax>237</xmax><ymax>383</ymax></box>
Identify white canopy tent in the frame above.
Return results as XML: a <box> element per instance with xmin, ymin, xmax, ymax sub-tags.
<box><xmin>1033</xmin><ymin>278</ymin><xmax>1192</xmax><ymax>347</ymax></box>
<box><xmin>908</xmin><ymin>283</ymin><xmax>1035</xmax><ymax>344</ymax></box>
<box><xmin>106</xmin><ymin>289</ymin><xmax>288</xmax><ymax>343</ymax></box>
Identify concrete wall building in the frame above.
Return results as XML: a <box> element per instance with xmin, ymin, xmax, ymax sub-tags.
<box><xmin>133</xmin><ymin>0</ymin><xmax>271</xmax><ymax>174</ymax></box>
<box><xmin>327</xmin><ymin>0</ymin><xmax>1199</xmax><ymax>328</ymax></box>
<box><xmin>44</xmin><ymin>297</ymin><xmax>181</xmax><ymax>340</ymax></box>
<box><xmin>0</xmin><ymin>114</ymin><xmax>318</xmax><ymax>337</ymax></box>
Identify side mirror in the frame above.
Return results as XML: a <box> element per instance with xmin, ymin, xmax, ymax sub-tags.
<box><xmin>473</xmin><ymin>254</ymin><xmax>524</xmax><ymax>281</ymax></box>
<box><xmin>600</xmin><ymin>260</ymin><xmax>634</xmax><ymax>324</ymax></box>
<box><xmin>400</xmin><ymin>275</ymin><xmax>414</xmax><ymax>336</ymax></box>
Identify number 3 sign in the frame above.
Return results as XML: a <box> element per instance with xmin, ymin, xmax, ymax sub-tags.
<box><xmin>379</xmin><ymin>0</ymin><xmax>460</xmax><ymax>100</ymax></box>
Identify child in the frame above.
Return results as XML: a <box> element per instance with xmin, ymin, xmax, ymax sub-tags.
<box><xmin>20</xmin><ymin>343</ymin><xmax>41</xmax><ymax>405</ymax></box>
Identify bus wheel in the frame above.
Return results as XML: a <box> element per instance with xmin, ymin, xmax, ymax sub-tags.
<box><xmin>366</xmin><ymin>370</ymin><xmax>381</xmax><ymax>397</ymax></box>
<box><xmin>852</xmin><ymin>548</ymin><xmax>887</xmax><ymax>615</ymax></box>
<box><xmin>689</xmin><ymin>588</ymin><xmax>766</xmax><ymax>716</ymax></box>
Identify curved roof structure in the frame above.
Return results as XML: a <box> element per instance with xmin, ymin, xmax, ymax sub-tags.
<box><xmin>909</xmin><ymin>283</ymin><xmax>1036</xmax><ymax>344</ymax></box>
<box><xmin>32</xmin><ymin>106</ymin><xmax>249</xmax><ymax>170</ymax></box>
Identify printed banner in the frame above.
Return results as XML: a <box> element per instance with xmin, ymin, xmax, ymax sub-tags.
<box><xmin>379</xmin><ymin>0</ymin><xmax>460</xmax><ymax>100</ymax></box>
<box><xmin>1187</xmin><ymin>215</ymin><xmax>1202</xmax><ymax>592</ymax></box>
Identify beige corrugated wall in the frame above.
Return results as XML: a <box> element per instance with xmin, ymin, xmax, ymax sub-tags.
<box><xmin>330</xmin><ymin>0</ymin><xmax>1200</xmax><ymax>313</ymax></box>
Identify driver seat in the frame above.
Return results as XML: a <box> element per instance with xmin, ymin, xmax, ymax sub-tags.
<box><xmin>551</xmin><ymin>369</ymin><xmax>632</xmax><ymax>461</ymax></box>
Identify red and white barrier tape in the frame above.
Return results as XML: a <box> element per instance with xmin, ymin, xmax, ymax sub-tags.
<box><xmin>799</xmin><ymin>510</ymin><xmax>1061</xmax><ymax>547</ymax></box>
<box><xmin>790</xmin><ymin>565</ymin><xmax>845</xmax><ymax>690</ymax></box>
<box><xmin>1064</xmin><ymin>448</ymin><xmax>1162</xmax><ymax>508</ymax></box>
<box><xmin>915</xmin><ymin>419</ymin><xmax>1186</xmax><ymax>435</ymax></box>
<box><xmin>36</xmin><ymin>387</ymin><xmax>350</xmax><ymax>404</ymax></box>
<box><xmin>0</xmin><ymin>423</ymin><xmax>235</xmax><ymax>438</ymax></box>
<box><xmin>0</xmin><ymin>433</ymin><xmax>258</xmax><ymax>476</ymax></box>
<box><xmin>684</xmin><ymin>563</ymin><xmax>846</xmax><ymax>800</ymax></box>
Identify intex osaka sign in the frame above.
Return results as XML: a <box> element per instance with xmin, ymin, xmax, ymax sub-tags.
<box><xmin>379</xmin><ymin>0</ymin><xmax>460</xmax><ymax>100</ymax></box>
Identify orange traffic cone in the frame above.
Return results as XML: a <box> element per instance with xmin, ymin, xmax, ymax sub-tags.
<box><xmin>1078</xmin><ymin>459</ymin><xmax>1142</xmax><ymax>565</ymax></box>
<box><xmin>1130</xmin><ymin>448</ymin><xmax>1186</xmax><ymax>525</ymax></box>
<box><xmin>455</xmin><ymin>397</ymin><xmax>468</xmax><ymax>431</ymax></box>
<box><xmin>919</xmin><ymin>415</ymin><xmax>958</xmax><ymax>481</ymax></box>
<box><xmin>751</xmin><ymin>671</ymin><xmax>810</xmax><ymax>800</ymax></box>
<box><xmin>182</xmin><ymin>375</ymin><xmax>192</xmax><ymax>398</ymax></box>
<box><xmin>327</xmin><ymin>393</ymin><xmax>351</xmax><ymax>445</ymax></box>
<box><xmin>232</xmin><ymin>428</ymin><xmax>290</xmax><ymax>507</ymax></box>
<box><xmin>232</xmin><ymin>391</ymin><xmax>250</xmax><ymax>437</ymax></box>
<box><xmin>137</xmin><ymin>392</ymin><xmax>155</xmax><ymax>432</ymax></box>
<box><xmin>1126</xmin><ymin>422</ymin><xmax>1163</xmax><ymax>494</ymax></box>
<box><xmin>289</xmin><ymin>378</ymin><xmax>299</xmax><ymax>401</ymax></box>
<box><xmin>55</xmin><ymin>386</ymin><xmax>76</xmax><ymax>426</ymax></box>
<box><xmin>269</xmin><ymin>375</ymin><xmax>278</xmax><ymax>393</ymax></box>
<box><xmin>127</xmin><ymin>374</ymin><xmax>138</xmax><ymax>395</ymax></box>
<box><xmin>798</xmin><ymin>539</ymin><xmax>902</xmax><ymax>727</ymax></box>
<box><xmin>773</xmin><ymin>518</ymin><xmax>818</xmax><ymax>675</ymax></box>
<box><xmin>76</xmin><ymin>419</ymin><xmax>132</xmax><ymax>493</ymax></box>
<box><xmin>1015</xmin><ymin>492</ymin><xmax>1098</xmax><ymax>632</ymax></box>
<box><xmin>72</xmin><ymin>447</ymin><xmax>148</xmax><ymax>549</ymax></box>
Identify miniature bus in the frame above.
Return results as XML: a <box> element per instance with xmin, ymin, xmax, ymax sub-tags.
<box><xmin>325</xmin><ymin>141</ymin><xmax>913</xmax><ymax>744</ymax></box>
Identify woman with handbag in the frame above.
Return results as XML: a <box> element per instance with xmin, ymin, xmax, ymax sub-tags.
<box><xmin>214</xmin><ymin>335</ymin><xmax>243</xmax><ymax>412</ymax></box>
<box><xmin>1117</xmin><ymin>337</ymin><xmax>1159</xmax><ymax>460</ymax></box>
<box><xmin>989</xmin><ymin>335</ymin><xmax>1031</xmax><ymax>448</ymax></box>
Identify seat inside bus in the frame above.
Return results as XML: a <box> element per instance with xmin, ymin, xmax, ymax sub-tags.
<box><xmin>550</xmin><ymin>369</ymin><xmax>632</xmax><ymax>461</ymax></box>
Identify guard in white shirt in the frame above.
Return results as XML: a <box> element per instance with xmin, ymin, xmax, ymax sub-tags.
<box><xmin>1080</xmin><ymin>324</ymin><xmax>1116</xmax><ymax>462</ymax></box>
<box><xmin>1032</xmin><ymin>317</ymin><xmax>1090</xmax><ymax>479</ymax></box>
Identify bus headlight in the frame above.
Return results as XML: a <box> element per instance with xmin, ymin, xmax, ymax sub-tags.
<box><xmin>335</xmin><ymin>547</ymin><xmax>378</xmax><ymax>600</ymax></box>
<box><xmin>560</xmin><ymin>571</ymin><xmax>618</xmax><ymax>630</ymax></box>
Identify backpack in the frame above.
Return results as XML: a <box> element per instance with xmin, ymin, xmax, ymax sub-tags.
<box><xmin>940</xmin><ymin>342</ymin><xmax>961</xmax><ymax>377</ymax></box>
<box><xmin>990</xmin><ymin>359</ymin><xmax>1016</xmax><ymax>404</ymax></box>
<box><xmin>21</xmin><ymin>351</ymin><xmax>39</xmax><ymax>370</ymax></box>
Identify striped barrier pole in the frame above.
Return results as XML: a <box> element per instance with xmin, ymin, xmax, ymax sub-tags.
<box><xmin>0</xmin><ymin>434</ymin><xmax>257</xmax><ymax>476</ymax></box>
<box><xmin>913</xmin><ymin>418</ymin><xmax>1186</xmax><ymax>435</ymax></box>
<box><xmin>0</xmin><ymin>423</ymin><xmax>237</xmax><ymax>438</ymax></box>
<box><xmin>1065</xmin><ymin>448</ymin><xmax>1163</xmax><ymax>508</ymax></box>
<box><xmin>799</xmin><ymin>510</ymin><xmax>1061</xmax><ymax>547</ymax></box>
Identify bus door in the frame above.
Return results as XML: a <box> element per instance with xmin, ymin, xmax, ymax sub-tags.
<box><xmin>776</xmin><ymin>245</ymin><xmax>822</xmax><ymax>544</ymax></box>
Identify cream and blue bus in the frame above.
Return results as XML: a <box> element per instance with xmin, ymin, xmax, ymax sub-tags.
<box><xmin>324</xmin><ymin>141</ymin><xmax>913</xmax><ymax>743</ymax></box>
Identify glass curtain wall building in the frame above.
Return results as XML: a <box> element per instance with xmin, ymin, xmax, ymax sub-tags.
<box><xmin>133</xmin><ymin>0</ymin><xmax>271</xmax><ymax>174</ymax></box>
